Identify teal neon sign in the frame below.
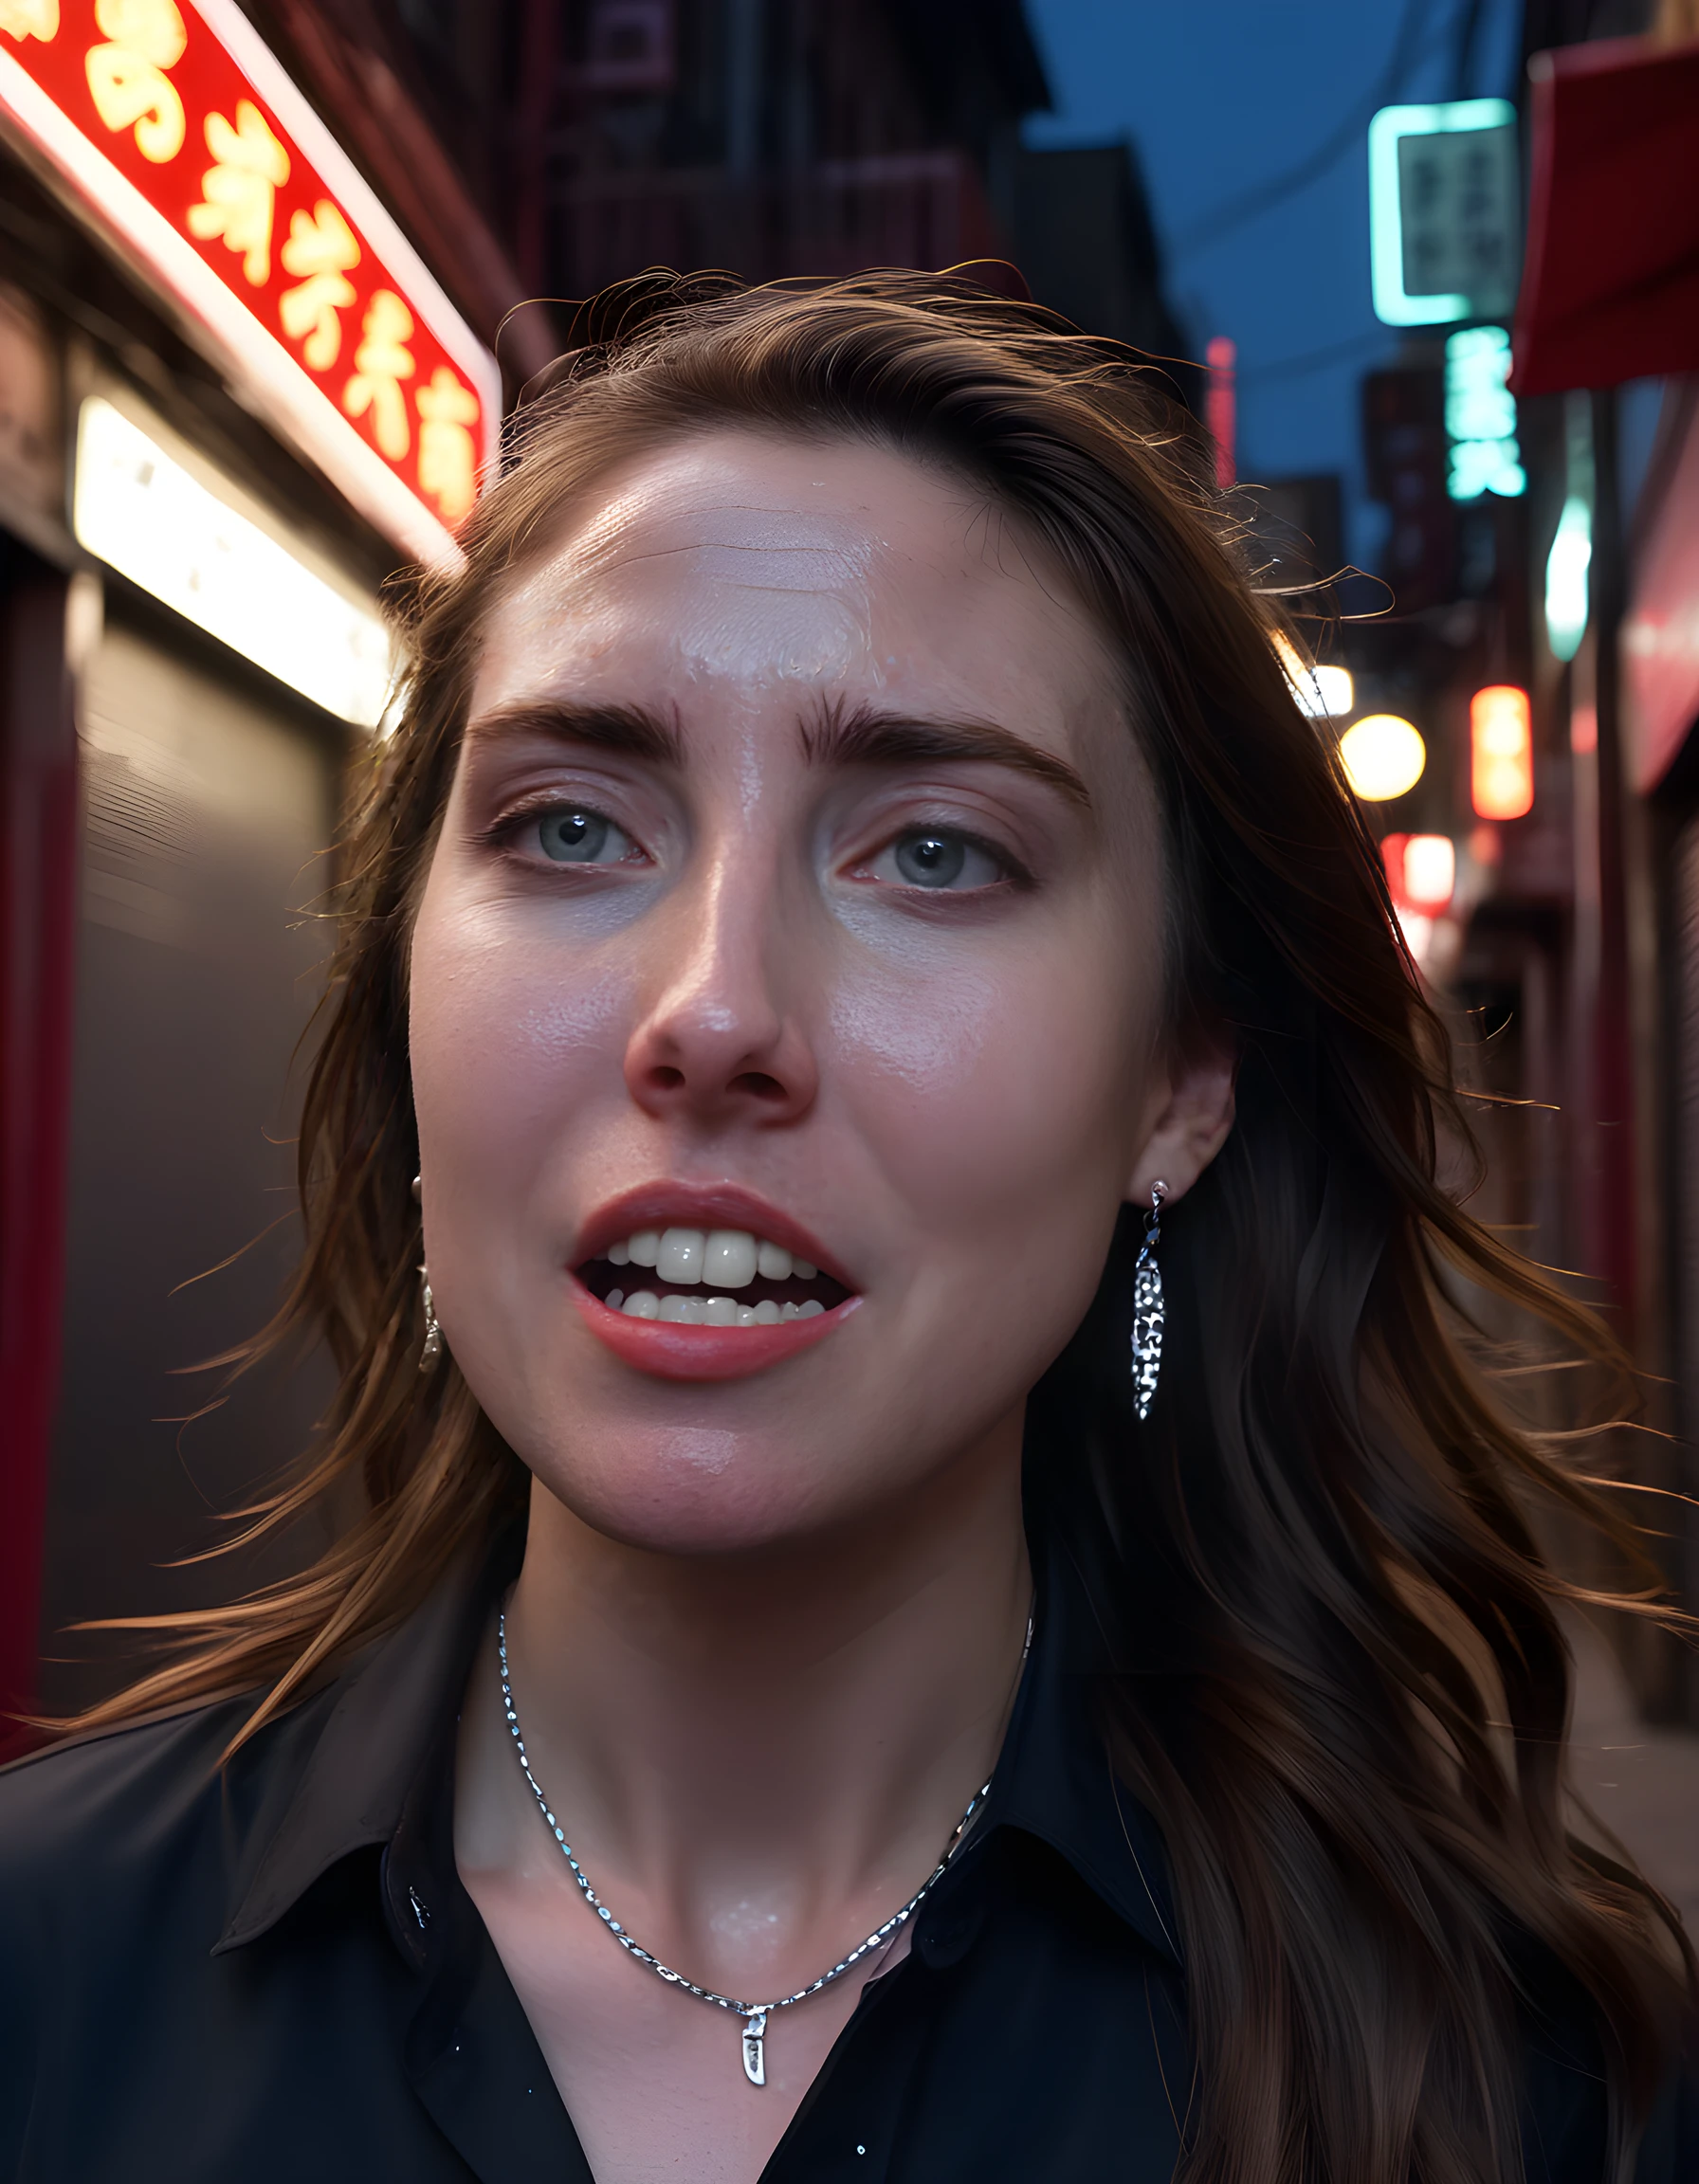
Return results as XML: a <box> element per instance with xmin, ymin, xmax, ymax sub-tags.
<box><xmin>1445</xmin><ymin>327</ymin><xmax>1525</xmax><ymax>500</ymax></box>
<box><xmin>1368</xmin><ymin>99</ymin><xmax>1519</xmax><ymax>327</ymax></box>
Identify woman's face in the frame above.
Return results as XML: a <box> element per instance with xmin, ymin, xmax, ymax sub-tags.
<box><xmin>411</xmin><ymin>430</ymin><xmax>1227</xmax><ymax>1555</ymax></box>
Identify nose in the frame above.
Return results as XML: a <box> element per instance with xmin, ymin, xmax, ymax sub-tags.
<box><xmin>623</xmin><ymin>854</ymin><xmax>818</xmax><ymax>1129</ymax></box>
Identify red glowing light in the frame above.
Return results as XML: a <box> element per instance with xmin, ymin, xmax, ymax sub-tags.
<box><xmin>1382</xmin><ymin>831</ymin><xmax>1456</xmax><ymax>916</ymax></box>
<box><xmin>1206</xmin><ymin>336</ymin><xmax>1236</xmax><ymax>490</ymax></box>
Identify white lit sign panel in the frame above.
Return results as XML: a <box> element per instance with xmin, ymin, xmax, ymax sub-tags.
<box><xmin>1368</xmin><ymin>100</ymin><xmax>1519</xmax><ymax>327</ymax></box>
<box><xmin>75</xmin><ymin>395</ymin><xmax>392</xmax><ymax>727</ymax></box>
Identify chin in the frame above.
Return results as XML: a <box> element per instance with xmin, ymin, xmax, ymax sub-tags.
<box><xmin>525</xmin><ymin>1426</ymin><xmax>858</xmax><ymax>1559</ymax></box>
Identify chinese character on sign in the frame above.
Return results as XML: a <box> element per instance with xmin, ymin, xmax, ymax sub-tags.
<box><xmin>0</xmin><ymin>0</ymin><xmax>500</xmax><ymax>556</ymax></box>
<box><xmin>342</xmin><ymin>290</ymin><xmax>414</xmax><ymax>461</ymax></box>
<box><xmin>416</xmin><ymin>366</ymin><xmax>480</xmax><ymax>522</ymax></box>
<box><xmin>1395</xmin><ymin>125</ymin><xmax>1517</xmax><ymax>317</ymax></box>
<box><xmin>84</xmin><ymin>0</ymin><xmax>187</xmax><ymax>164</ymax></box>
<box><xmin>1445</xmin><ymin>327</ymin><xmax>1525</xmax><ymax>501</ymax></box>
<box><xmin>187</xmin><ymin>100</ymin><xmax>290</xmax><ymax>283</ymax></box>
<box><xmin>279</xmin><ymin>199</ymin><xmax>360</xmax><ymax>370</ymax></box>
<box><xmin>0</xmin><ymin>1</ymin><xmax>60</xmax><ymax>41</ymax></box>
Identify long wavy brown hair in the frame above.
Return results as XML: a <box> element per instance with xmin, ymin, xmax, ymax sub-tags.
<box><xmin>68</xmin><ymin>271</ymin><xmax>1690</xmax><ymax>2181</ymax></box>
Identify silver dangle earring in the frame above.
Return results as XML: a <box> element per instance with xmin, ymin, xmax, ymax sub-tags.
<box><xmin>419</xmin><ymin>1267</ymin><xmax>443</xmax><ymax>1371</ymax></box>
<box><xmin>413</xmin><ymin>1176</ymin><xmax>443</xmax><ymax>1372</ymax></box>
<box><xmin>1130</xmin><ymin>1181</ymin><xmax>1168</xmax><ymax>1422</ymax></box>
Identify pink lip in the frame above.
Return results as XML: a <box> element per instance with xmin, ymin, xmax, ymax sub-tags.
<box><xmin>568</xmin><ymin>1182</ymin><xmax>859</xmax><ymax>1382</ymax></box>
<box><xmin>570</xmin><ymin>1277</ymin><xmax>859</xmax><ymax>1381</ymax></box>
<box><xmin>571</xmin><ymin>1182</ymin><xmax>853</xmax><ymax>1292</ymax></box>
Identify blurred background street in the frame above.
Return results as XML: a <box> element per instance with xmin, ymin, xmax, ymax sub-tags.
<box><xmin>1</xmin><ymin>0</ymin><xmax>1695</xmax><ymax>1913</ymax></box>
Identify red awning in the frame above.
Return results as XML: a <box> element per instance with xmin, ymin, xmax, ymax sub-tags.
<box><xmin>1509</xmin><ymin>34</ymin><xmax>1699</xmax><ymax>397</ymax></box>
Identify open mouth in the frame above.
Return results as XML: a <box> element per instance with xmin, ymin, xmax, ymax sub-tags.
<box><xmin>577</xmin><ymin>1226</ymin><xmax>854</xmax><ymax>1329</ymax></box>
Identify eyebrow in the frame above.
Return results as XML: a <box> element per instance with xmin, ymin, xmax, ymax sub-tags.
<box><xmin>463</xmin><ymin>699</ymin><xmax>685</xmax><ymax>767</ymax></box>
<box><xmin>800</xmin><ymin>699</ymin><xmax>1092</xmax><ymax>809</ymax></box>
<box><xmin>463</xmin><ymin>694</ymin><xmax>1092</xmax><ymax>810</ymax></box>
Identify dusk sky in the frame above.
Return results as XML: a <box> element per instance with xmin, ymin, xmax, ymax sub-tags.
<box><xmin>1021</xmin><ymin>1</ymin><xmax>1525</xmax><ymax>568</ymax></box>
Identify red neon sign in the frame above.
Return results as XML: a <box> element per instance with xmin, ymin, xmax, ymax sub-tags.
<box><xmin>1471</xmin><ymin>684</ymin><xmax>1534</xmax><ymax>821</ymax></box>
<box><xmin>0</xmin><ymin>0</ymin><xmax>500</xmax><ymax>566</ymax></box>
<box><xmin>1206</xmin><ymin>336</ymin><xmax>1235</xmax><ymax>491</ymax></box>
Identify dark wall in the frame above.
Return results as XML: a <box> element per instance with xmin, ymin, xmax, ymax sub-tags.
<box><xmin>36</xmin><ymin>602</ymin><xmax>342</xmax><ymax>1715</ymax></box>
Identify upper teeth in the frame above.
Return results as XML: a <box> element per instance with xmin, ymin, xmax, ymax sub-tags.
<box><xmin>604</xmin><ymin>1228</ymin><xmax>817</xmax><ymax>1287</ymax></box>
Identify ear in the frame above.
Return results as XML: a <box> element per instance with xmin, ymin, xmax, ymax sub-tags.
<box><xmin>1125</xmin><ymin>1032</ymin><xmax>1236</xmax><ymax>1210</ymax></box>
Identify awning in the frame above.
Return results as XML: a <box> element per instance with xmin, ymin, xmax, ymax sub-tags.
<box><xmin>1509</xmin><ymin>33</ymin><xmax>1699</xmax><ymax>397</ymax></box>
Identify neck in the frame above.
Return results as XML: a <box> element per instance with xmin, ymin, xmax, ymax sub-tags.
<box><xmin>463</xmin><ymin>1418</ymin><xmax>1032</xmax><ymax>1920</ymax></box>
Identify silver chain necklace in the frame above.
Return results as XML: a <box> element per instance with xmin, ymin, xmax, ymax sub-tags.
<box><xmin>497</xmin><ymin>1607</ymin><xmax>1030</xmax><ymax>2086</ymax></box>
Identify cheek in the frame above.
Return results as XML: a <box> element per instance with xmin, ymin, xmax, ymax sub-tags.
<box><xmin>826</xmin><ymin>919</ymin><xmax>1147</xmax><ymax>1249</ymax></box>
<box><xmin>408</xmin><ymin>881</ymin><xmax>630</xmax><ymax>1187</ymax></box>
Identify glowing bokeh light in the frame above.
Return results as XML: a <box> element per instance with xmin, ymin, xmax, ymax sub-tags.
<box><xmin>1275</xmin><ymin>634</ymin><xmax>1355</xmax><ymax>719</ymax></box>
<box><xmin>1340</xmin><ymin>714</ymin><xmax>1426</xmax><ymax>801</ymax></box>
<box><xmin>1545</xmin><ymin>496</ymin><xmax>1592</xmax><ymax>663</ymax></box>
<box><xmin>1470</xmin><ymin>684</ymin><xmax>1533</xmax><ymax>820</ymax></box>
<box><xmin>1401</xmin><ymin>833</ymin><xmax>1456</xmax><ymax>913</ymax></box>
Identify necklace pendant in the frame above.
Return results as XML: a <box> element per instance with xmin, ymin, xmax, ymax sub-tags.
<box><xmin>740</xmin><ymin>2009</ymin><xmax>768</xmax><ymax>2086</ymax></box>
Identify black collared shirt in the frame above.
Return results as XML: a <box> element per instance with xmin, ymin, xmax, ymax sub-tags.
<box><xmin>0</xmin><ymin>1535</ymin><xmax>1691</xmax><ymax>2183</ymax></box>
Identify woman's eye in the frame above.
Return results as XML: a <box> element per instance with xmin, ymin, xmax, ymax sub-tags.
<box><xmin>532</xmin><ymin>807</ymin><xmax>633</xmax><ymax>864</ymax></box>
<box><xmin>869</xmin><ymin>829</ymin><xmax>1007</xmax><ymax>892</ymax></box>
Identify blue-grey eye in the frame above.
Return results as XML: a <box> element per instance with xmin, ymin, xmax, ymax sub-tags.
<box><xmin>880</xmin><ymin>829</ymin><xmax>1004</xmax><ymax>890</ymax></box>
<box><xmin>537</xmin><ymin>807</ymin><xmax>626</xmax><ymax>864</ymax></box>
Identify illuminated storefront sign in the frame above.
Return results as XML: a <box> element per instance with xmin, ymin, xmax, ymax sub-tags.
<box><xmin>1368</xmin><ymin>99</ymin><xmax>1518</xmax><ymax>328</ymax></box>
<box><xmin>0</xmin><ymin>0</ymin><xmax>500</xmax><ymax>567</ymax></box>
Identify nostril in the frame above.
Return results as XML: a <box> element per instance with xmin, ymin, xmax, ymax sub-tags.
<box><xmin>628</xmin><ymin>1045</ymin><xmax>811</xmax><ymax>1118</ymax></box>
<box><xmin>730</xmin><ymin>1070</ymin><xmax>788</xmax><ymax>1104</ymax></box>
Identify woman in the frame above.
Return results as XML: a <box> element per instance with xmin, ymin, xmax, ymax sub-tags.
<box><xmin>1</xmin><ymin>271</ymin><xmax>1691</xmax><ymax>2184</ymax></box>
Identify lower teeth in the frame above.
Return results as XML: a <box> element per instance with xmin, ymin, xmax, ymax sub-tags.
<box><xmin>609</xmin><ymin>1290</ymin><xmax>825</xmax><ymax>1326</ymax></box>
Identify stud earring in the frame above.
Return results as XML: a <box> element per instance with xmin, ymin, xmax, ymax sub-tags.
<box><xmin>418</xmin><ymin>1265</ymin><xmax>443</xmax><ymax>1371</ymax></box>
<box><xmin>1130</xmin><ymin>1181</ymin><xmax>1168</xmax><ymax>1422</ymax></box>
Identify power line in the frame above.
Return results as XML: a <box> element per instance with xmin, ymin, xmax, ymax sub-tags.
<box><xmin>1451</xmin><ymin>0</ymin><xmax>1490</xmax><ymax>100</ymax></box>
<box><xmin>1235</xmin><ymin>327</ymin><xmax>1392</xmax><ymax>385</ymax></box>
<box><xmin>1167</xmin><ymin>0</ymin><xmax>1434</xmax><ymax>260</ymax></box>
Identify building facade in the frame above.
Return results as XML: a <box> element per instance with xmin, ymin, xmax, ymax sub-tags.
<box><xmin>1335</xmin><ymin>0</ymin><xmax>1699</xmax><ymax>1721</ymax></box>
<box><xmin>0</xmin><ymin>0</ymin><xmax>527</xmax><ymax>1734</ymax></box>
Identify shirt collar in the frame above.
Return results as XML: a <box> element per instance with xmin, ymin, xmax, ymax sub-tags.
<box><xmin>976</xmin><ymin>1525</ymin><xmax>1182</xmax><ymax>1968</ymax></box>
<box><xmin>215</xmin><ymin>1519</ymin><xmax>1181</xmax><ymax>1973</ymax></box>
<box><xmin>214</xmin><ymin>1530</ymin><xmax>517</xmax><ymax>1957</ymax></box>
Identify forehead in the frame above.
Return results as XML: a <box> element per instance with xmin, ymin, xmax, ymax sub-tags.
<box><xmin>470</xmin><ymin>431</ymin><xmax>1124</xmax><ymax>737</ymax></box>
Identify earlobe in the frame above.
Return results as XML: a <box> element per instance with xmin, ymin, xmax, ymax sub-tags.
<box><xmin>1125</xmin><ymin>1039</ymin><xmax>1236</xmax><ymax>1210</ymax></box>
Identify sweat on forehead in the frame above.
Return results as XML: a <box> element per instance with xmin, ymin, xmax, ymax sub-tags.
<box><xmin>478</xmin><ymin>436</ymin><xmax>1055</xmax><ymax>700</ymax></box>
<box><xmin>508</xmin><ymin>434</ymin><xmax>1015</xmax><ymax>594</ymax></box>
<box><xmin>571</xmin><ymin>493</ymin><xmax>885</xmax><ymax>592</ymax></box>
